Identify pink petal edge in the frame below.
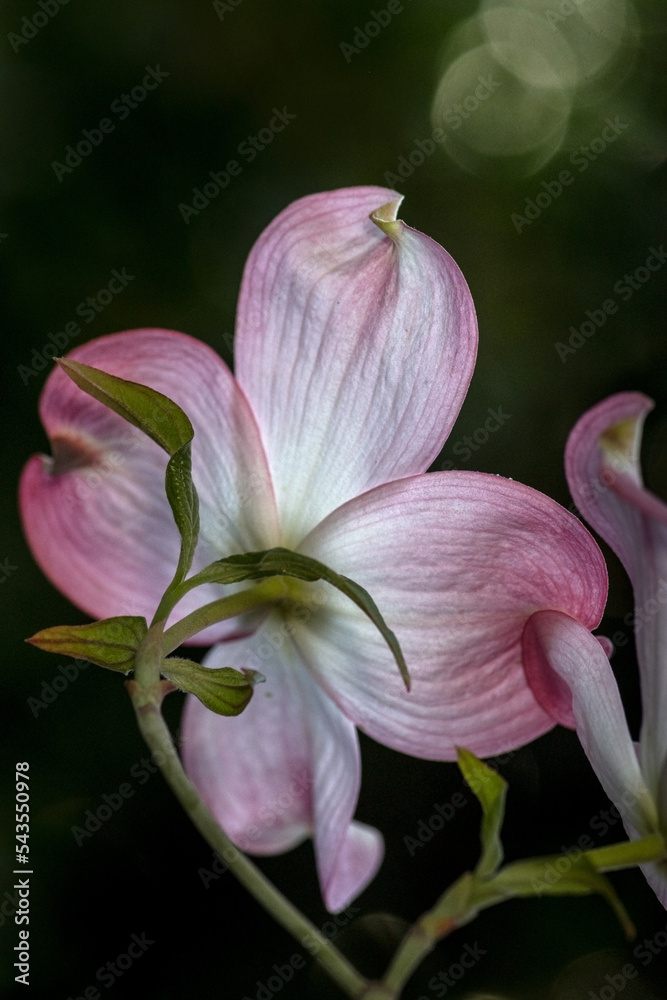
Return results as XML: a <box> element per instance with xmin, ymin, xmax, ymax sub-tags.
<box><xmin>235</xmin><ymin>186</ymin><xmax>478</xmax><ymax>545</ymax></box>
<box><xmin>290</xmin><ymin>470</ymin><xmax>607</xmax><ymax>760</ymax></box>
<box><xmin>20</xmin><ymin>328</ymin><xmax>279</xmax><ymax>640</ymax></box>
<box><xmin>181</xmin><ymin>626</ymin><xmax>383</xmax><ymax>912</ymax></box>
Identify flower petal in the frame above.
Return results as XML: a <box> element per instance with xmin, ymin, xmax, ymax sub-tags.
<box><xmin>235</xmin><ymin>186</ymin><xmax>478</xmax><ymax>544</ymax></box>
<box><xmin>291</xmin><ymin>471</ymin><xmax>607</xmax><ymax>760</ymax></box>
<box><xmin>180</xmin><ymin>622</ymin><xmax>383</xmax><ymax>912</ymax></box>
<box><xmin>566</xmin><ymin>392</ymin><xmax>667</xmax><ymax>799</ymax></box>
<box><xmin>522</xmin><ymin>609</ymin><xmax>658</xmax><ymax>837</ymax></box>
<box><xmin>641</xmin><ymin>861</ymin><xmax>667</xmax><ymax>909</ymax></box>
<box><xmin>20</xmin><ymin>329</ymin><xmax>279</xmax><ymax>641</ymax></box>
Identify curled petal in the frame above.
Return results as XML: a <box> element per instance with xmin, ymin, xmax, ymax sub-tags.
<box><xmin>20</xmin><ymin>329</ymin><xmax>279</xmax><ymax>640</ymax></box>
<box><xmin>181</xmin><ymin>625</ymin><xmax>383</xmax><ymax>912</ymax></box>
<box><xmin>565</xmin><ymin>391</ymin><xmax>667</xmax><ymax>584</ymax></box>
<box><xmin>523</xmin><ymin>610</ymin><xmax>658</xmax><ymax>838</ymax></box>
<box><xmin>566</xmin><ymin>392</ymin><xmax>667</xmax><ymax>799</ymax></box>
<box><xmin>293</xmin><ymin>471</ymin><xmax>607</xmax><ymax>760</ymax></box>
<box><xmin>235</xmin><ymin>186</ymin><xmax>478</xmax><ymax>544</ymax></box>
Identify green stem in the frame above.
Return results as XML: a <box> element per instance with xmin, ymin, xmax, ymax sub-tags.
<box><xmin>378</xmin><ymin>874</ymin><xmax>473</xmax><ymax>996</ymax></box>
<box><xmin>128</xmin><ymin>627</ymin><xmax>370</xmax><ymax>1000</ymax></box>
<box><xmin>585</xmin><ymin>834</ymin><xmax>666</xmax><ymax>871</ymax></box>
<box><xmin>376</xmin><ymin>834</ymin><xmax>667</xmax><ymax>997</ymax></box>
<box><xmin>161</xmin><ymin>580</ymin><xmax>283</xmax><ymax>655</ymax></box>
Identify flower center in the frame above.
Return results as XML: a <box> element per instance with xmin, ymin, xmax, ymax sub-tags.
<box><xmin>258</xmin><ymin>573</ymin><xmax>327</xmax><ymax>627</ymax></box>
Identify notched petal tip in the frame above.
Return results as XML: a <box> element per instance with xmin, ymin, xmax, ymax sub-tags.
<box><xmin>599</xmin><ymin>415</ymin><xmax>643</xmax><ymax>467</ymax></box>
<box><xmin>370</xmin><ymin>196</ymin><xmax>404</xmax><ymax>241</ymax></box>
<box><xmin>48</xmin><ymin>433</ymin><xmax>101</xmax><ymax>476</ymax></box>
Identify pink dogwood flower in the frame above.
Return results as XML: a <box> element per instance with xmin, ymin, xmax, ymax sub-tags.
<box><xmin>21</xmin><ymin>187</ymin><xmax>608</xmax><ymax>912</ymax></box>
<box><xmin>523</xmin><ymin>392</ymin><xmax>667</xmax><ymax>907</ymax></box>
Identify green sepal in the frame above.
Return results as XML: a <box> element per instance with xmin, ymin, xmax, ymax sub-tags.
<box><xmin>457</xmin><ymin>748</ymin><xmax>507</xmax><ymax>878</ymax></box>
<box><xmin>56</xmin><ymin>358</ymin><xmax>201</xmax><ymax>588</ymax></box>
<box><xmin>160</xmin><ymin>657</ymin><xmax>263</xmax><ymax>716</ymax></box>
<box><xmin>489</xmin><ymin>853</ymin><xmax>635</xmax><ymax>939</ymax></box>
<box><xmin>181</xmin><ymin>547</ymin><xmax>411</xmax><ymax>690</ymax></box>
<box><xmin>26</xmin><ymin>616</ymin><xmax>147</xmax><ymax>671</ymax></box>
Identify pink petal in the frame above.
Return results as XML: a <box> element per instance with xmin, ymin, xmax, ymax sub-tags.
<box><xmin>565</xmin><ymin>391</ymin><xmax>667</xmax><ymax>584</ymax></box>
<box><xmin>641</xmin><ymin>861</ymin><xmax>667</xmax><ymax>909</ymax></box>
<box><xmin>566</xmin><ymin>392</ymin><xmax>667</xmax><ymax>801</ymax></box>
<box><xmin>234</xmin><ymin>186</ymin><xmax>478</xmax><ymax>544</ymax></box>
<box><xmin>20</xmin><ymin>329</ymin><xmax>279</xmax><ymax>640</ymax></box>
<box><xmin>291</xmin><ymin>471</ymin><xmax>607</xmax><ymax>760</ymax></box>
<box><xmin>524</xmin><ymin>608</ymin><xmax>667</xmax><ymax>908</ymax></box>
<box><xmin>523</xmin><ymin>610</ymin><xmax>657</xmax><ymax>836</ymax></box>
<box><xmin>181</xmin><ymin>624</ymin><xmax>383</xmax><ymax>913</ymax></box>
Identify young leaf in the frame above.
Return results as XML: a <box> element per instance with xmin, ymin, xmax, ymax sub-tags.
<box><xmin>57</xmin><ymin>358</ymin><xmax>201</xmax><ymax>588</ymax></box>
<box><xmin>27</xmin><ymin>616</ymin><xmax>147</xmax><ymax>671</ymax></box>
<box><xmin>160</xmin><ymin>657</ymin><xmax>263</xmax><ymax>716</ymax></box>
<box><xmin>181</xmin><ymin>547</ymin><xmax>411</xmax><ymax>690</ymax></box>
<box><xmin>165</xmin><ymin>446</ymin><xmax>200</xmax><ymax>583</ymax></box>
<box><xmin>56</xmin><ymin>358</ymin><xmax>193</xmax><ymax>455</ymax></box>
<box><xmin>457</xmin><ymin>747</ymin><xmax>507</xmax><ymax>879</ymax></box>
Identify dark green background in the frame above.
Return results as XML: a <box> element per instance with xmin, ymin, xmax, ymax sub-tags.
<box><xmin>2</xmin><ymin>1</ymin><xmax>667</xmax><ymax>997</ymax></box>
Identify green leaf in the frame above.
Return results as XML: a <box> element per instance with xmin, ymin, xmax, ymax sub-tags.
<box><xmin>457</xmin><ymin>748</ymin><xmax>507</xmax><ymax>879</ymax></box>
<box><xmin>490</xmin><ymin>853</ymin><xmax>635</xmax><ymax>939</ymax></box>
<box><xmin>165</xmin><ymin>446</ymin><xmax>200</xmax><ymax>583</ymax></box>
<box><xmin>56</xmin><ymin>358</ymin><xmax>193</xmax><ymax>456</ymax></box>
<box><xmin>160</xmin><ymin>657</ymin><xmax>263</xmax><ymax>715</ymax></box>
<box><xmin>182</xmin><ymin>547</ymin><xmax>411</xmax><ymax>690</ymax></box>
<box><xmin>27</xmin><ymin>616</ymin><xmax>147</xmax><ymax>671</ymax></box>
<box><xmin>57</xmin><ymin>358</ymin><xmax>201</xmax><ymax>589</ymax></box>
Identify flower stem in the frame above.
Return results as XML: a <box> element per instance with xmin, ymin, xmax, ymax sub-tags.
<box><xmin>128</xmin><ymin>625</ymin><xmax>370</xmax><ymax>1000</ymax></box>
<box><xmin>585</xmin><ymin>834</ymin><xmax>666</xmax><ymax>871</ymax></box>
<box><xmin>161</xmin><ymin>579</ymin><xmax>282</xmax><ymax>654</ymax></box>
<box><xmin>375</xmin><ymin>874</ymin><xmax>474</xmax><ymax>996</ymax></box>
